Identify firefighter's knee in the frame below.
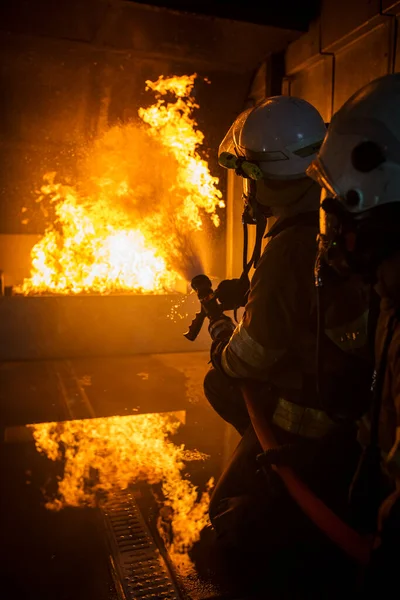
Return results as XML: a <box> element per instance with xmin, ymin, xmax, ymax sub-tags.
<box><xmin>203</xmin><ymin>367</ymin><xmax>236</xmax><ymax>418</ymax></box>
<box><xmin>203</xmin><ymin>367</ymin><xmax>249</xmax><ymax>433</ymax></box>
<box><xmin>203</xmin><ymin>367</ymin><xmax>226</xmax><ymax>404</ymax></box>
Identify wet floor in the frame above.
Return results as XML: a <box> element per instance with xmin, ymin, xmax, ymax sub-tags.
<box><xmin>0</xmin><ymin>351</ymin><xmax>359</xmax><ymax>599</ymax></box>
<box><xmin>0</xmin><ymin>441</ymin><xmax>118</xmax><ymax>600</ymax></box>
<box><xmin>0</xmin><ymin>352</ymin><xmax>240</xmax><ymax>599</ymax></box>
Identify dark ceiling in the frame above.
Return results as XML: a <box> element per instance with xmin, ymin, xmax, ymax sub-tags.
<box><xmin>129</xmin><ymin>0</ymin><xmax>321</xmax><ymax>31</ymax></box>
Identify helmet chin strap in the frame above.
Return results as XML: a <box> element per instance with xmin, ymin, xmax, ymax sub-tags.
<box><xmin>236</xmin><ymin>178</ymin><xmax>315</xmax><ymax>316</ymax></box>
<box><xmin>242</xmin><ymin>207</ymin><xmax>268</xmax><ymax>275</ymax></box>
<box><xmin>234</xmin><ymin>185</ymin><xmax>268</xmax><ymax>321</ymax></box>
<box><xmin>235</xmin><ymin>178</ymin><xmax>316</xmax><ymax>322</ymax></box>
<box><xmin>242</xmin><ymin>180</ymin><xmax>269</xmax><ymax>269</ymax></box>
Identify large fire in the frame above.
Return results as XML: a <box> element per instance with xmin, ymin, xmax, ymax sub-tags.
<box><xmin>20</xmin><ymin>74</ymin><xmax>224</xmax><ymax>294</ymax></box>
<box><xmin>29</xmin><ymin>412</ymin><xmax>213</xmax><ymax>555</ymax></box>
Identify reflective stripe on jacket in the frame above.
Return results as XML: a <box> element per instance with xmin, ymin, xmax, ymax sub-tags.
<box><xmin>221</xmin><ymin>210</ymin><xmax>369</xmax><ymax>392</ymax></box>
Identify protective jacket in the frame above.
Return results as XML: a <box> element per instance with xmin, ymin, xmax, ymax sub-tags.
<box><xmin>214</xmin><ymin>183</ymin><xmax>371</xmax><ymax>430</ymax></box>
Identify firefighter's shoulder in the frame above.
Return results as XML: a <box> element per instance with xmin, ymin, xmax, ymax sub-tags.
<box><xmin>255</xmin><ymin>221</ymin><xmax>318</xmax><ymax>283</ymax></box>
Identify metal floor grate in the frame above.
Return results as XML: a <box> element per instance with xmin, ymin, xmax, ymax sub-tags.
<box><xmin>102</xmin><ymin>490</ymin><xmax>182</xmax><ymax>600</ymax></box>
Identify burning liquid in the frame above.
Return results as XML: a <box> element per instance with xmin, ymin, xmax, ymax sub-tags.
<box><xmin>21</xmin><ymin>74</ymin><xmax>224</xmax><ymax>294</ymax></box>
<box><xmin>29</xmin><ymin>413</ymin><xmax>213</xmax><ymax>554</ymax></box>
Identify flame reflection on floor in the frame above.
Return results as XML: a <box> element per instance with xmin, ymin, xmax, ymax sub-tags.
<box><xmin>20</xmin><ymin>74</ymin><xmax>224</xmax><ymax>295</ymax></box>
<box><xmin>28</xmin><ymin>412</ymin><xmax>214</xmax><ymax>556</ymax></box>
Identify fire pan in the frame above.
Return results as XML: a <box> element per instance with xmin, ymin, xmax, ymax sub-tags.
<box><xmin>0</xmin><ymin>293</ymin><xmax>210</xmax><ymax>361</ymax></box>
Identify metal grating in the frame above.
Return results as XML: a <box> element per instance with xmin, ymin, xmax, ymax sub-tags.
<box><xmin>102</xmin><ymin>490</ymin><xmax>182</xmax><ymax>600</ymax></box>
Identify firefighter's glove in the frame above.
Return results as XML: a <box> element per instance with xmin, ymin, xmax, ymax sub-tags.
<box><xmin>208</xmin><ymin>315</ymin><xmax>235</xmax><ymax>342</ymax></box>
<box><xmin>215</xmin><ymin>278</ymin><xmax>249</xmax><ymax>311</ymax></box>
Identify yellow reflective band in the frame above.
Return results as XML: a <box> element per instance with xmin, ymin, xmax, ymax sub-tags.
<box><xmin>221</xmin><ymin>344</ymin><xmax>242</xmax><ymax>378</ymax></box>
<box><xmin>227</xmin><ymin>321</ymin><xmax>283</xmax><ymax>370</ymax></box>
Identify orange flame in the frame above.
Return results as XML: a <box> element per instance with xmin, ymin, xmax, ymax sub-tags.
<box><xmin>139</xmin><ymin>75</ymin><xmax>224</xmax><ymax>229</ymax></box>
<box><xmin>20</xmin><ymin>74</ymin><xmax>224</xmax><ymax>294</ymax></box>
<box><xmin>29</xmin><ymin>413</ymin><xmax>213</xmax><ymax>554</ymax></box>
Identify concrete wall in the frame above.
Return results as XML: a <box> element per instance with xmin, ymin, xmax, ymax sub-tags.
<box><xmin>0</xmin><ymin>234</ymin><xmax>40</xmax><ymax>288</ymax></box>
<box><xmin>225</xmin><ymin>0</ymin><xmax>400</xmax><ymax>281</ymax></box>
<box><xmin>0</xmin><ymin>0</ymin><xmax>299</xmax><ymax>286</ymax></box>
<box><xmin>283</xmin><ymin>0</ymin><xmax>400</xmax><ymax>122</ymax></box>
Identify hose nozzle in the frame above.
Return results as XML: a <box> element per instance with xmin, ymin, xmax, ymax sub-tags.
<box><xmin>190</xmin><ymin>274</ymin><xmax>213</xmax><ymax>299</ymax></box>
<box><xmin>184</xmin><ymin>274</ymin><xmax>221</xmax><ymax>341</ymax></box>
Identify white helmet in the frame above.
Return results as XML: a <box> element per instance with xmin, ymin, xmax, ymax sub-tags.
<box><xmin>308</xmin><ymin>73</ymin><xmax>400</xmax><ymax>213</ymax></box>
<box><xmin>219</xmin><ymin>95</ymin><xmax>326</xmax><ymax>180</ymax></box>
<box><xmin>307</xmin><ymin>73</ymin><xmax>400</xmax><ymax>273</ymax></box>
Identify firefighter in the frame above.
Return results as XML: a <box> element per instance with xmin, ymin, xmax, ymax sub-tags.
<box><xmin>203</xmin><ymin>96</ymin><xmax>371</xmax><ymax>555</ymax></box>
<box><xmin>307</xmin><ymin>73</ymin><xmax>400</xmax><ymax>593</ymax></box>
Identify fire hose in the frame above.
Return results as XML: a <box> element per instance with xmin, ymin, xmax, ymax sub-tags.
<box><xmin>184</xmin><ymin>274</ymin><xmax>373</xmax><ymax>566</ymax></box>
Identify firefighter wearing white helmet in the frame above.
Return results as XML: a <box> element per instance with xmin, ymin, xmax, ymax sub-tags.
<box><xmin>218</xmin><ymin>96</ymin><xmax>327</xmax><ymax>219</ymax></box>
<box><xmin>203</xmin><ymin>96</ymin><xmax>371</xmax><ymax>558</ymax></box>
<box><xmin>219</xmin><ymin>95</ymin><xmax>326</xmax><ymax>179</ymax></box>
<box><xmin>307</xmin><ymin>73</ymin><xmax>400</xmax><ymax>591</ymax></box>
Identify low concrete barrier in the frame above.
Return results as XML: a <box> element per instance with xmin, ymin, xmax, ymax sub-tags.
<box><xmin>0</xmin><ymin>293</ymin><xmax>210</xmax><ymax>360</ymax></box>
